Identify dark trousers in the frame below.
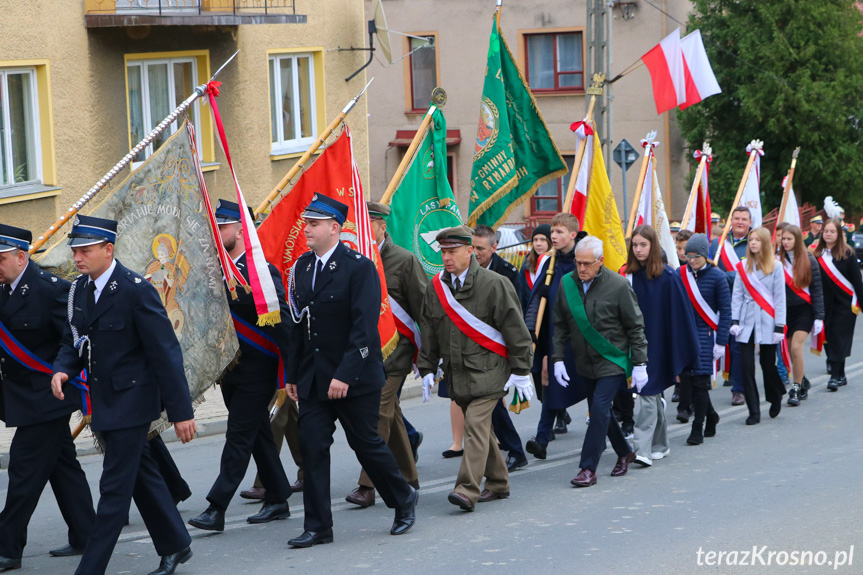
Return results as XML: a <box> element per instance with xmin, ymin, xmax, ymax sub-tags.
<box><xmin>207</xmin><ymin>382</ymin><xmax>291</xmax><ymax>510</ymax></box>
<box><xmin>491</xmin><ymin>398</ymin><xmax>524</xmax><ymax>457</ymax></box>
<box><xmin>680</xmin><ymin>373</ymin><xmax>716</xmax><ymax>428</ymax></box>
<box><xmin>739</xmin><ymin>338</ymin><xmax>785</xmax><ymax>418</ymax></box>
<box><xmin>730</xmin><ymin>338</ymin><xmax>744</xmax><ymax>392</ymax></box>
<box><xmin>299</xmin><ymin>388</ymin><xmax>412</xmax><ymax>533</ymax></box>
<box><xmin>677</xmin><ymin>376</ymin><xmax>693</xmax><ymax>415</ymax></box>
<box><xmin>613</xmin><ymin>389</ymin><xmax>634</xmax><ymax>428</ymax></box>
<box><xmin>149</xmin><ymin>435</ymin><xmax>191</xmax><ymax>503</ymax></box>
<box><xmin>830</xmin><ymin>359</ymin><xmax>846</xmax><ymax>378</ymax></box>
<box><xmin>531</xmin><ymin>372</ymin><xmax>566</xmax><ymax>446</ymax></box>
<box><xmin>579</xmin><ymin>375</ymin><xmax>632</xmax><ymax>472</ymax></box>
<box><xmin>75</xmin><ymin>424</ymin><xmax>190</xmax><ymax>575</ymax></box>
<box><xmin>0</xmin><ymin>415</ymin><xmax>94</xmax><ymax>559</ymax></box>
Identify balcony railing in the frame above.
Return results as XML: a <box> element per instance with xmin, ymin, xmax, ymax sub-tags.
<box><xmin>85</xmin><ymin>0</ymin><xmax>305</xmax><ymax>26</ymax></box>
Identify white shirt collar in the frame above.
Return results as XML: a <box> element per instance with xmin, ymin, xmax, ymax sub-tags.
<box><xmin>452</xmin><ymin>267</ymin><xmax>469</xmax><ymax>289</ymax></box>
<box><xmin>90</xmin><ymin>259</ymin><xmax>117</xmax><ymax>301</ymax></box>
<box><xmin>316</xmin><ymin>242</ymin><xmax>339</xmax><ymax>268</ymax></box>
<box><xmin>8</xmin><ymin>261</ymin><xmax>28</xmax><ymax>293</ymax></box>
<box><xmin>378</xmin><ymin>236</ymin><xmax>386</xmax><ymax>251</ymax></box>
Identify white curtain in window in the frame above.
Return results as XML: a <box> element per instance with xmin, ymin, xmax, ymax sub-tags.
<box><xmin>528</xmin><ymin>35</ymin><xmax>555</xmax><ymax>89</ymax></box>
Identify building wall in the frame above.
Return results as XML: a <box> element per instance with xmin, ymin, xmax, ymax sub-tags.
<box><xmin>0</xmin><ymin>0</ymin><xmax>369</xmax><ymax>237</ymax></box>
<box><xmin>363</xmin><ymin>0</ymin><xmax>694</xmax><ymax>227</ymax></box>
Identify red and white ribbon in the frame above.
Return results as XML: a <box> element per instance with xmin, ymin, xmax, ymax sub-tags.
<box><xmin>432</xmin><ymin>273</ymin><xmax>508</xmax><ymax>358</ymax></box>
<box><xmin>391</xmin><ymin>297</ymin><xmax>421</xmax><ymax>362</ymax></box>
<box><xmin>525</xmin><ymin>252</ymin><xmax>551</xmax><ymax>291</ymax></box>
<box><xmin>735</xmin><ymin>262</ymin><xmax>775</xmax><ymax>318</ymax></box>
<box><xmin>818</xmin><ymin>252</ymin><xmax>860</xmax><ymax>315</ymax></box>
<box><xmin>680</xmin><ymin>265</ymin><xmax>719</xmax><ymax>330</ymax></box>
<box><xmin>782</xmin><ymin>259</ymin><xmax>811</xmax><ymax>304</ymax></box>
<box><xmin>719</xmin><ymin>240</ymin><xmax>741</xmax><ymax>272</ymax></box>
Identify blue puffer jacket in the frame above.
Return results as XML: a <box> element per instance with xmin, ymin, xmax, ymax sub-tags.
<box><xmin>685</xmin><ymin>263</ymin><xmax>732</xmax><ymax>375</ymax></box>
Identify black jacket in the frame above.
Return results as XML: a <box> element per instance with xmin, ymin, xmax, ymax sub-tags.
<box><xmin>286</xmin><ymin>242</ymin><xmax>385</xmax><ymax>400</ymax></box>
<box><xmin>54</xmin><ymin>260</ymin><xmax>193</xmax><ymax>431</ymax></box>
<box><xmin>0</xmin><ymin>262</ymin><xmax>82</xmax><ymax>427</ymax></box>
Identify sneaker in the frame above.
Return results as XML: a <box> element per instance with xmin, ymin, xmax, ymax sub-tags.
<box><xmin>731</xmin><ymin>392</ymin><xmax>745</xmax><ymax>406</ymax></box>
<box><xmin>633</xmin><ymin>454</ymin><xmax>652</xmax><ymax>467</ymax></box>
<box><xmin>650</xmin><ymin>448</ymin><xmax>670</xmax><ymax>460</ymax></box>
<box><xmin>787</xmin><ymin>384</ymin><xmax>800</xmax><ymax>407</ymax></box>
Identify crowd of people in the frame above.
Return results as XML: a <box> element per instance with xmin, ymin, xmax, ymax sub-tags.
<box><xmin>0</xmin><ymin>196</ymin><xmax>861</xmax><ymax>575</ymax></box>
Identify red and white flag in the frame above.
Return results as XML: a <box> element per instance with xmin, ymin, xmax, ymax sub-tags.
<box><xmin>683</xmin><ymin>149</ymin><xmax>713</xmax><ymax>234</ymax></box>
<box><xmin>680</xmin><ymin>30</ymin><xmax>721</xmax><ymax>110</ymax></box>
<box><xmin>568</xmin><ymin>120</ymin><xmax>594</xmax><ymax>224</ymax></box>
<box><xmin>641</xmin><ymin>28</ymin><xmax>686</xmax><ymax>115</ymax></box>
<box><xmin>739</xmin><ymin>142</ymin><xmax>764</xmax><ymax>228</ymax></box>
<box><xmin>634</xmin><ymin>138</ymin><xmax>679</xmax><ymax>269</ymax></box>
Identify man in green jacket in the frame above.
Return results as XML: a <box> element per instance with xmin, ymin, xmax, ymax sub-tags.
<box><xmin>551</xmin><ymin>236</ymin><xmax>648</xmax><ymax>488</ymax></box>
<box><xmin>344</xmin><ymin>202</ymin><xmax>423</xmax><ymax>508</ymax></box>
<box><xmin>418</xmin><ymin>226</ymin><xmax>534</xmax><ymax>512</ymax></box>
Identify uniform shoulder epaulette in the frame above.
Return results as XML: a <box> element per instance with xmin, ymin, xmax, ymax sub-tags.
<box><xmin>123</xmin><ymin>269</ymin><xmax>145</xmax><ymax>285</ymax></box>
<box><xmin>36</xmin><ymin>269</ymin><xmax>63</xmax><ymax>285</ymax></box>
<box><xmin>297</xmin><ymin>250</ymin><xmax>314</xmax><ymax>261</ymax></box>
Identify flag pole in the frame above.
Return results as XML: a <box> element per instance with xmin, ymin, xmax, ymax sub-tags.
<box><xmin>775</xmin><ymin>147</ymin><xmax>801</xmax><ymax>231</ymax></box>
<box><xmin>681</xmin><ymin>142</ymin><xmax>711</xmax><ymax>231</ymax></box>
<box><xmin>29</xmin><ymin>51</ymin><xmax>240</xmax><ymax>255</ymax></box>
<box><xmin>712</xmin><ymin>140</ymin><xmax>762</xmax><ymax>266</ymax></box>
<box><xmin>625</xmin><ymin>130</ymin><xmax>657</xmax><ymax>238</ymax></box>
<box><xmin>254</xmin><ymin>77</ymin><xmax>374</xmax><ymax>218</ymax></box>
<box><xmin>562</xmin><ymin>73</ymin><xmax>605</xmax><ymax>213</ymax></box>
<box><xmin>380</xmin><ymin>106</ymin><xmax>437</xmax><ymax>205</ymax></box>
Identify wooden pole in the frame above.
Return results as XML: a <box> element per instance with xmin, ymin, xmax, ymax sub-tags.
<box><xmin>680</xmin><ymin>142</ymin><xmax>711</xmax><ymax>231</ymax></box>
<box><xmin>379</xmin><ymin>105</ymin><xmax>437</xmax><ymax>205</ymax></box>
<box><xmin>775</xmin><ymin>147</ymin><xmax>801</xmax><ymax>231</ymax></box>
<box><xmin>562</xmin><ymin>73</ymin><xmax>605</xmax><ymax>213</ymax></box>
<box><xmin>712</xmin><ymin>140</ymin><xmax>762</xmax><ymax>266</ymax></box>
<box><xmin>534</xmin><ymin>250</ymin><xmax>555</xmax><ymax>342</ymax></box>
<box><xmin>625</xmin><ymin>130</ymin><xmax>657</xmax><ymax>238</ymax></box>
<box><xmin>254</xmin><ymin>79</ymin><xmax>373</xmax><ymax>218</ymax></box>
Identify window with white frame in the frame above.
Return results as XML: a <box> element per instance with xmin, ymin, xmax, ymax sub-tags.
<box><xmin>269</xmin><ymin>53</ymin><xmax>317</xmax><ymax>155</ymax></box>
<box><xmin>127</xmin><ymin>57</ymin><xmax>201</xmax><ymax>166</ymax></box>
<box><xmin>0</xmin><ymin>68</ymin><xmax>41</xmax><ymax>188</ymax></box>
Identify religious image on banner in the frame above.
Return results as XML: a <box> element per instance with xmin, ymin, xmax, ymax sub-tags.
<box><xmin>35</xmin><ymin>123</ymin><xmax>239</xmax><ymax>433</ymax></box>
<box><xmin>388</xmin><ymin>107</ymin><xmax>463</xmax><ymax>277</ymax></box>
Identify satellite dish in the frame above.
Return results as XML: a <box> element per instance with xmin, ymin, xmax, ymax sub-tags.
<box><xmin>373</xmin><ymin>0</ymin><xmax>393</xmax><ymax>65</ymax></box>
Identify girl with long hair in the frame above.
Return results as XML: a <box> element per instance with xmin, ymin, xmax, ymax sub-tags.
<box><xmin>625</xmin><ymin>225</ymin><xmax>699</xmax><ymax>467</ymax></box>
<box><xmin>730</xmin><ymin>227</ymin><xmax>786</xmax><ymax>425</ymax></box>
<box><xmin>814</xmin><ymin>218</ymin><xmax>863</xmax><ymax>390</ymax></box>
<box><xmin>778</xmin><ymin>224</ymin><xmax>824</xmax><ymax>405</ymax></box>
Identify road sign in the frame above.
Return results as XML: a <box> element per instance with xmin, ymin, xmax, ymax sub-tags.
<box><xmin>613</xmin><ymin>139</ymin><xmax>639</xmax><ymax>171</ymax></box>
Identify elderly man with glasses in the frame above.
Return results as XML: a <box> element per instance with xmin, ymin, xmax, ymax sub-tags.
<box><xmin>550</xmin><ymin>236</ymin><xmax>648</xmax><ymax>488</ymax></box>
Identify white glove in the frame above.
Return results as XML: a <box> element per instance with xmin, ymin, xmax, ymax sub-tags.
<box><xmin>422</xmin><ymin>373</ymin><xmax>435</xmax><ymax>403</ymax></box>
<box><xmin>729</xmin><ymin>324</ymin><xmax>741</xmax><ymax>337</ymax></box>
<box><xmin>813</xmin><ymin>319</ymin><xmax>824</xmax><ymax>336</ymax></box>
<box><xmin>713</xmin><ymin>344</ymin><xmax>725</xmax><ymax>361</ymax></box>
<box><xmin>772</xmin><ymin>331</ymin><xmax>785</xmax><ymax>345</ymax></box>
<box><xmin>631</xmin><ymin>365</ymin><xmax>648</xmax><ymax>393</ymax></box>
<box><xmin>553</xmin><ymin>361</ymin><xmax>570</xmax><ymax>388</ymax></box>
<box><xmin>504</xmin><ymin>374</ymin><xmax>534</xmax><ymax>403</ymax></box>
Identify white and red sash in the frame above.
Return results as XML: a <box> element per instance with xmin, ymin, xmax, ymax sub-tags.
<box><xmin>432</xmin><ymin>273</ymin><xmax>509</xmax><ymax>358</ymax></box>
<box><xmin>391</xmin><ymin>297</ymin><xmax>421</xmax><ymax>362</ymax></box>
<box><xmin>680</xmin><ymin>265</ymin><xmax>719</xmax><ymax>330</ymax></box>
<box><xmin>818</xmin><ymin>252</ymin><xmax>860</xmax><ymax>315</ymax></box>
<box><xmin>525</xmin><ymin>252</ymin><xmax>551</xmax><ymax>291</ymax></box>
<box><xmin>719</xmin><ymin>239</ymin><xmax>741</xmax><ymax>271</ymax></box>
<box><xmin>736</xmin><ymin>262</ymin><xmax>775</xmax><ymax>317</ymax></box>
<box><xmin>782</xmin><ymin>259</ymin><xmax>824</xmax><ymax>353</ymax></box>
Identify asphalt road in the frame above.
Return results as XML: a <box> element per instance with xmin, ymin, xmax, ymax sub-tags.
<box><xmin>3</xmin><ymin>325</ymin><xmax>863</xmax><ymax>575</ymax></box>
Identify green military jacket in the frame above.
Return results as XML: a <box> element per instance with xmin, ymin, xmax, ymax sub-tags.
<box><xmin>380</xmin><ymin>232</ymin><xmax>428</xmax><ymax>377</ymax></box>
<box><xmin>551</xmin><ymin>267</ymin><xmax>648</xmax><ymax>380</ymax></box>
<box><xmin>418</xmin><ymin>256</ymin><xmax>533</xmax><ymax>406</ymax></box>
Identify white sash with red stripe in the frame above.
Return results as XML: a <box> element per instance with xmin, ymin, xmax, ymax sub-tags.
<box><xmin>736</xmin><ymin>262</ymin><xmax>775</xmax><ymax>317</ymax></box>
<box><xmin>818</xmin><ymin>252</ymin><xmax>860</xmax><ymax>315</ymax></box>
<box><xmin>525</xmin><ymin>252</ymin><xmax>551</xmax><ymax>291</ymax></box>
<box><xmin>782</xmin><ymin>259</ymin><xmax>811</xmax><ymax>304</ymax></box>
<box><xmin>432</xmin><ymin>273</ymin><xmax>508</xmax><ymax>358</ymax></box>
<box><xmin>719</xmin><ymin>240</ymin><xmax>741</xmax><ymax>271</ymax></box>
<box><xmin>390</xmin><ymin>297</ymin><xmax>421</xmax><ymax>360</ymax></box>
<box><xmin>680</xmin><ymin>265</ymin><xmax>719</xmax><ymax>331</ymax></box>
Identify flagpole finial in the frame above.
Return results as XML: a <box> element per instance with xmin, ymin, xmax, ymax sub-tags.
<box><xmin>748</xmin><ymin>139</ymin><xmax>764</xmax><ymax>152</ymax></box>
<box><xmin>702</xmin><ymin>141</ymin><xmax>712</xmax><ymax>156</ymax></box>
<box><xmin>431</xmin><ymin>86</ymin><xmax>448</xmax><ymax>108</ymax></box>
<box><xmin>792</xmin><ymin>146</ymin><xmax>800</xmax><ymax>159</ymax></box>
<box><xmin>210</xmin><ymin>50</ymin><xmax>240</xmax><ymax>83</ymax></box>
<box><xmin>586</xmin><ymin>73</ymin><xmax>605</xmax><ymax>96</ymax></box>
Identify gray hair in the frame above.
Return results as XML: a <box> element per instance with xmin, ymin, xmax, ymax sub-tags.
<box><xmin>575</xmin><ymin>235</ymin><xmax>603</xmax><ymax>259</ymax></box>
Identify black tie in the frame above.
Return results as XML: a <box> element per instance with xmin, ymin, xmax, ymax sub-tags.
<box><xmin>453</xmin><ymin>278</ymin><xmax>461</xmax><ymax>292</ymax></box>
<box><xmin>314</xmin><ymin>260</ymin><xmax>323</xmax><ymax>290</ymax></box>
<box><xmin>0</xmin><ymin>284</ymin><xmax>8</xmax><ymax>309</ymax></box>
<box><xmin>86</xmin><ymin>281</ymin><xmax>97</xmax><ymax>313</ymax></box>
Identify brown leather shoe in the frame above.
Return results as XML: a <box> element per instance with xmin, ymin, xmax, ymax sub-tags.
<box><xmin>570</xmin><ymin>468</ymin><xmax>597</xmax><ymax>487</ymax></box>
<box><xmin>611</xmin><ymin>451</ymin><xmax>636</xmax><ymax>477</ymax></box>
<box><xmin>240</xmin><ymin>486</ymin><xmax>266</xmax><ymax>500</ymax></box>
<box><xmin>291</xmin><ymin>479</ymin><xmax>304</xmax><ymax>492</ymax></box>
<box><xmin>731</xmin><ymin>392</ymin><xmax>745</xmax><ymax>406</ymax></box>
<box><xmin>447</xmin><ymin>491</ymin><xmax>475</xmax><ymax>511</ymax></box>
<box><xmin>478</xmin><ymin>489</ymin><xmax>509</xmax><ymax>503</ymax></box>
<box><xmin>345</xmin><ymin>486</ymin><xmax>375</xmax><ymax>508</ymax></box>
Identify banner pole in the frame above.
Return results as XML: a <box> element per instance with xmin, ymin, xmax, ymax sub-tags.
<box><xmin>711</xmin><ymin>141</ymin><xmax>762</xmax><ymax>266</ymax></box>
<box><xmin>625</xmin><ymin>130</ymin><xmax>657</xmax><ymax>238</ymax></box>
<box><xmin>380</xmin><ymin>105</ymin><xmax>437</xmax><ymax>205</ymax></box>
<box><xmin>562</xmin><ymin>73</ymin><xmax>605</xmax><ymax>213</ymax></box>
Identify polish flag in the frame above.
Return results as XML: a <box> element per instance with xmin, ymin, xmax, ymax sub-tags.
<box><xmin>568</xmin><ymin>120</ymin><xmax>594</xmax><ymax>224</ymax></box>
<box><xmin>679</xmin><ymin>30</ymin><xmax>722</xmax><ymax>110</ymax></box>
<box><xmin>641</xmin><ymin>28</ymin><xmax>686</xmax><ymax>115</ymax></box>
<box><xmin>739</xmin><ymin>143</ymin><xmax>764</xmax><ymax>228</ymax></box>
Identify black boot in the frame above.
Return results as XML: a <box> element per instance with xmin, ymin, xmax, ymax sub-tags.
<box><xmin>704</xmin><ymin>411</ymin><xmax>719</xmax><ymax>438</ymax></box>
<box><xmin>787</xmin><ymin>384</ymin><xmax>800</xmax><ymax>407</ymax></box>
<box><xmin>686</xmin><ymin>422</ymin><xmax>704</xmax><ymax>445</ymax></box>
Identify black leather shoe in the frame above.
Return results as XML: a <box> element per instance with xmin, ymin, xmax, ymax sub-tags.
<box><xmin>745</xmin><ymin>414</ymin><xmax>760</xmax><ymax>425</ymax></box>
<box><xmin>525</xmin><ymin>439</ymin><xmax>547</xmax><ymax>460</ymax></box>
<box><xmin>671</xmin><ymin>387</ymin><xmax>680</xmax><ymax>402</ymax></box>
<box><xmin>553</xmin><ymin>420</ymin><xmax>568</xmax><ymax>434</ymax></box>
<box><xmin>441</xmin><ymin>448</ymin><xmax>463</xmax><ymax>458</ymax></box>
<box><xmin>49</xmin><ymin>544</ymin><xmax>85</xmax><ymax>557</ymax></box>
<box><xmin>147</xmin><ymin>547</ymin><xmax>192</xmax><ymax>575</ymax></box>
<box><xmin>391</xmin><ymin>486</ymin><xmax>418</xmax><ymax>535</ymax></box>
<box><xmin>506</xmin><ymin>453</ymin><xmax>528</xmax><ymax>471</ymax></box>
<box><xmin>838</xmin><ymin>377</ymin><xmax>848</xmax><ymax>387</ymax></box>
<box><xmin>288</xmin><ymin>529</ymin><xmax>334</xmax><ymax>548</ymax></box>
<box><xmin>0</xmin><ymin>556</ymin><xmax>21</xmax><ymax>570</ymax></box>
<box><xmin>410</xmin><ymin>431</ymin><xmax>423</xmax><ymax>463</ymax></box>
<box><xmin>188</xmin><ymin>506</ymin><xmax>225</xmax><ymax>532</ymax></box>
<box><xmin>676</xmin><ymin>409</ymin><xmax>691</xmax><ymax>424</ymax></box>
<box><xmin>562</xmin><ymin>410</ymin><xmax>572</xmax><ymax>426</ymax></box>
<box><xmin>827</xmin><ymin>378</ymin><xmax>839</xmax><ymax>391</ymax></box>
<box><xmin>247</xmin><ymin>501</ymin><xmax>291</xmax><ymax>524</ymax></box>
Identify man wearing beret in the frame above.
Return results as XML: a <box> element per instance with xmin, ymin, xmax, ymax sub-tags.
<box><xmin>344</xmin><ymin>201</ymin><xmax>422</xmax><ymax>508</ymax></box>
<box><xmin>285</xmin><ymin>195</ymin><xmax>418</xmax><ymax>547</ymax></box>
<box><xmin>0</xmin><ymin>224</ymin><xmax>95</xmax><ymax>571</ymax></box>
<box><xmin>51</xmin><ymin>215</ymin><xmax>196</xmax><ymax>575</ymax></box>
<box><xmin>418</xmin><ymin>225</ymin><xmax>534</xmax><ymax>512</ymax></box>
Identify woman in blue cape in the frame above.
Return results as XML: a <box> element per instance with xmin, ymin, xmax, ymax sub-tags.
<box><xmin>626</xmin><ymin>225</ymin><xmax>699</xmax><ymax>467</ymax></box>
